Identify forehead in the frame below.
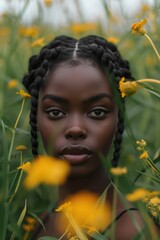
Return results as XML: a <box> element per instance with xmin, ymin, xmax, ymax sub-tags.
<box><xmin>40</xmin><ymin>62</ymin><xmax>114</xmax><ymax>99</ymax></box>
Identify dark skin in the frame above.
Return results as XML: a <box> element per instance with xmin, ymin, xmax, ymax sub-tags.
<box><xmin>36</xmin><ymin>61</ymin><xmax>143</xmax><ymax>239</ymax></box>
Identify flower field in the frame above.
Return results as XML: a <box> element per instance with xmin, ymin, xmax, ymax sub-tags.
<box><xmin>0</xmin><ymin>0</ymin><xmax>160</xmax><ymax>239</ymax></box>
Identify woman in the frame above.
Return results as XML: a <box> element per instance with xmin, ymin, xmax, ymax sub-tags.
<box><xmin>23</xmin><ymin>35</ymin><xmax>143</xmax><ymax>239</ymax></box>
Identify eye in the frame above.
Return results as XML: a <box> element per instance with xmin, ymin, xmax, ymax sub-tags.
<box><xmin>87</xmin><ymin>107</ymin><xmax>109</xmax><ymax>119</ymax></box>
<box><xmin>46</xmin><ymin>107</ymin><xmax>66</xmax><ymax>119</ymax></box>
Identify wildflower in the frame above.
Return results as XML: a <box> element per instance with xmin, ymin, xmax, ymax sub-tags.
<box><xmin>19</xmin><ymin>26</ymin><xmax>40</xmax><ymax>38</ymax></box>
<box><xmin>56</xmin><ymin>191</ymin><xmax>111</xmax><ymax>235</ymax></box>
<box><xmin>139</xmin><ymin>151</ymin><xmax>149</xmax><ymax>159</ymax></box>
<box><xmin>144</xmin><ymin>192</ymin><xmax>160</xmax><ymax>226</ymax></box>
<box><xmin>7</xmin><ymin>79</ymin><xmax>18</xmax><ymax>89</ymax></box>
<box><xmin>110</xmin><ymin>167</ymin><xmax>127</xmax><ymax>176</ymax></box>
<box><xmin>23</xmin><ymin>216</ymin><xmax>37</xmax><ymax>240</ymax></box>
<box><xmin>16</xmin><ymin>145</ymin><xmax>27</xmax><ymax>151</ymax></box>
<box><xmin>83</xmin><ymin>224</ymin><xmax>98</xmax><ymax>234</ymax></box>
<box><xmin>70</xmin><ymin>237</ymin><xmax>79</xmax><ymax>240</ymax></box>
<box><xmin>149</xmin><ymin>197</ymin><xmax>160</xmax><ymax>205</ymax></box>
<box><xmin>44</xmin><ymin>0</ymin><xmax>53</xmax><ymax>6</ymax></box>
<box><xmin>140</xmin><ymin>4</ymin><xmax>150</xmax><ymax>12</ymax></box>
<box><xmin>126</xmin><ymin>188</ymin><xmax>148</xmax><ymax>202</ymax></box>
<box><xmin>31</xmin><ymin>38</ymin><xmax>45</xmax><ymax>47</ymax></box>
<box><xmin>131</xmin><ymin>19</ymin><xmax>160</xmax><ymax>61</ymax></box>
<box><xmin>24</xmin><ymin>155</ymin><xmax>70</xmax><ymax>189</ymax></box>
<box><xmin>17</xmin><ymin>162</ymin><xmax>31</xmax><ymax>172</ymax></box>
<box><xmin>136</xmin><ymin>139</ymin><xmax>147</xmax><ymax>147</ymax></box>
<box><xmin>144</xmin><ymin>191</ymin><xmax>160</xmax><ymax>203</ymax></box>
<box><xmin>131</xmin><ymin>19</ymin><xmax>147</xmax><ymax>35</ymax></box>
<box><xmin>16</xmin><ymin>89</ymin><xmax>31</xmax><ymax>98</ymax></box>
<box><xmin>70</xmin><ymin>23</ymin><xmax>97</xmax><ymax>34</ymax></box>
<box><xmin>56</xmin><ymin>202</ymin><xmax>72</xmax><ymax>213</ymax></box>
<box><xmin>119</xmin><ymin>77</ymin><xmax>138</xmax><ymax>97</ymax></box>
<box><xmin>119</xmin><ymin>77</ymin><xmax>160</xmax><ymax>97</ymax></box>
<box><xmin>107</xmin><ymin>37</ymin><xmax>119</xmax><ymax>44</ymax></box>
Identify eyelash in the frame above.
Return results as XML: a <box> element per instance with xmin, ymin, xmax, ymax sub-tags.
<box><xmin>46</xmin><ymin>107</ymin><xmax>66</xmax><ymax>119</ymax></box>
<box><xmin>46</xmin><ymin>107</ymin><xmax>109</xmax><ymax>120</ymax></box>
<box><xmin>87</xmin><ymin>107</ymin><xmax>109</xmax><ymax>119</ymax></box>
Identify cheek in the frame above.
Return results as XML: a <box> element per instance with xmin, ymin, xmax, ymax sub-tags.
<box><xmin>37</xmin><ymin>115</ymin><xmax>64</xmax><ymax>154</ymax></box>
<box><xmin>94</xmin><ymin>115</ymin><xmax>118</xmax><ymax>153</ymax></box>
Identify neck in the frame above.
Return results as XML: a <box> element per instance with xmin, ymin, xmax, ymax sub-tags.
<box><xmin>58</xmin><ymin>165</ymin><xmax>112</xmax><ymax>202</ymax></box>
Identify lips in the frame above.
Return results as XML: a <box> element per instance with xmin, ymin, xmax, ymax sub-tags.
<box><xmin>58</xmin><ymin>145</ymin><xmax>93</xmax><ymax>165</ymax></box>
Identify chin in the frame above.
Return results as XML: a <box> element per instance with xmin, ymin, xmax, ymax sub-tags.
<box><xmin>67</xmin><ymin>164</ymin><xmax>100</xmax><ymax>179</ymax></box>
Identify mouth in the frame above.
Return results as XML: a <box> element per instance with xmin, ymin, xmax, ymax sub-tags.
<box><xmin>58</xmin><ymin>145</ymin><xmax>93</xmax><ymax>165</ymax></box>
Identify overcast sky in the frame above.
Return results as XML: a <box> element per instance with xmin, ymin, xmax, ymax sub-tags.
<box><xmin>0</xmin><ymin>0</ymin><xmax>155</xmax><ymax>27</ymax></box>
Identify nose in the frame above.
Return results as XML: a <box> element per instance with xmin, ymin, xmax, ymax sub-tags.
<box><xmin>65</xmin><ymin>114</ymin><xmax>87</xmax><ymax>140</ymax></box>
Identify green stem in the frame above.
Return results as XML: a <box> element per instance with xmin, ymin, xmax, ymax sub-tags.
<box><xmin>65</xmin><ymin>212</ymin><xmax>88</xmax><ymax>240</ymax></box>
<box><xmin>144</xmin><ymin>33</ymin><xmax>160</xmax><ymax>61</ymax></box>
<box><xmin>2</xmin><ymin>98</ymin><xmax>26</xmax><ymax>239</ymax></box>
<box><xmin>146</xmin><ymin>157</ymin><xmax>160</xmax><ymax>176</ymax></box>
<box><xmin>14</xmin><ymin>98</ymin><xmax>25</xmax><ymax>129</ymax></box>
<box><xmin>137</xmin><ymin>79</ymin><xmax>160</xmax><ymax>84</ymax></box>
<box><xmin>9</xmin><ymin>152</ymin><xmax>23</xmax><ymax>204</ymax></box>
<box><xmin>111</xmin><ymin>178</ymin><xmax>118</xmax><ymax>240</ymax></box>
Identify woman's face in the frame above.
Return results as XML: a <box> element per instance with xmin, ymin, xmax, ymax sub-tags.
<box><xmin>37</xmin><ymin>62</ymin><xmax>118</xmax><ymax>177</ymax></box>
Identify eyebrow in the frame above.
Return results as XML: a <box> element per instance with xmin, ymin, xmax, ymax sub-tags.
<box><xmin>42</xmin><ymin>93</ymin><xmax>112</xmax><ymax>104</ymax></box>
<box><xmin>83</xmin><ymin>93</ymin><xmax>112</xmax><ymax>104</ymax></box>
<box><xmin>42</xmin><ymin>94</ymin><xmax>69</xmax><ymax>104</ymax></box>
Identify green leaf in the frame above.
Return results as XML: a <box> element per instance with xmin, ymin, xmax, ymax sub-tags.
<box><xmin>146</xmin><ymin>88</ymin><xmax>160</xmax><ymax>98</ymax></box>
<box><xmin>29</xmin><ymin>212</ymin><xmax>46</xmax><ymax>232</ymax></box>
<box><xmin>10</xmin><ymin>199</ymin><xmax>27</xmax><ymax>240</ymax></box>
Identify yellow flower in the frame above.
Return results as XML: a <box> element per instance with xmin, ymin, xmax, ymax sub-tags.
<box><xmin>16</xmin><ymin>145</ymin><xmax>27</xmax><ymax>151</ymax></box>
<box><xmin>126</xmin><ymin>188</ymin><xmax>148</xmax><ymax>202</ymax></box>
<box><xmin>16</xmin><ymin>89</ymin><xmax>31</xmax><ymax>98</ymax></box>
<box><xmin>144</xmin><ymin>192</ymin><xmax>160</xmax><ymax>225</ymax></box>
<box><xmin>56</xmin><ymin>191</ymin><xmax>111</xmax><ymax>235</ymax></box>
<box><xmin>107</xmin><ymin>37</ymin><xmax>119</xmax><ymax>44</ymax></box>
<box><xmin>139</xmin><ymin>151</ymin><xmax>149</xmax><ymax>159</ymax></box>
<box><xmin>136</xmin><ymin>139</ymin><xmax>147</xmax><ymax>147</ymax></box>
<box><xmin>19</xmin><ymin>26</ymin><xmax>40</xmax><ymax>38</ymax></box>
<box><xmin>119</xmin><ymin>77</ymin><xmax>138</xmax><ymax>97</ymax></box>
<box><xmin>23</xmin><ymin>216</ymin><xmax>37</xmax><ymax>231</ymax></box>
<box><xmin>31</xmin><ymin>38</ymin><xmax>45</xmax><ymax>47</ymax></box>
<box><xmin>24</xmin><ymin>155</ymin><xmax>70</xmax><ymax>189</ymax></box>
<box><xmin>69</xmin><ymin>237</ymin><xmax>79</xmax><ymax>240</ymax></box>
<box><xmin>110</xmin><ymin>167</ymin><xmax>127</xmax><ymax>176</ymax></box>
<box><xmin>44</xmin><ymin>0</ymin><xmax>53</xmax><ymax>6</ymax></box>
<box><xmin>149</xmin><ymin>197</ymin><xmax>160</xmax><ymax>205</ymax></box>
<box><xmin>144</xmin><ymin>191</ymin><xmax>160</xmax><ymax>203</ymax></box>
<box><xmin>131</xmin><ymin>19</ymin><xmax>147</xmax><ymax>35</ymax></box>
<box><xmin>70</xmin><ymin>23</ymin><xmax>97</xmax><ymax>34</ymax></box>
<box><xmin>119</xmin><ymin>78</ymin><xmax>160</xmax><ymax>97</ymax></box>
<box><xmin>7</xmin><ymin>79</ymin><xmax>18</xmax><ymax>89</ymax></box>
<box><xmin>17</xmin><ymin>162</ymin><xmax>31</xmax><ymax>172</ymax></box>
<box><xmin>140</xmin><ymin>4</ymin><xmax>150</xmax><ymax>12</ymax></box>
<box><xmin>83</xmin><ymin>224</ymin><xmax>98</xmax><ymax>234</ymax></box>
<box><xmin>56</xmin><ymin>202</ymin><xmax>72</xmax><ymax>213</ymax></box>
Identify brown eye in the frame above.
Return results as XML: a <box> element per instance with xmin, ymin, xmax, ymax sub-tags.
<box><xmin>46</xmin><ymin>107</ymin><xmax>66</xmax><ymax>119</ymax></box>
<box><xmin>88</xmin><ymin>107</ymin><xmax>108</xmax><ymax>119</ymax></box>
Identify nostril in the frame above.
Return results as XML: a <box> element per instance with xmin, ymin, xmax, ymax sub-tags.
<box><xmin>66</xmin><ymin>133</ymin><xmax>86</xmax><ymax>140</ymax></box>
<box><xmin>65</xmin><ymin>126</ymin><xmax>87</xmax><ymax>140</ymax></box>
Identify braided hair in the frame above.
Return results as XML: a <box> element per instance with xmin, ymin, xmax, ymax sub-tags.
<box><xmin>22</xmin><ymin>35</ymin><xmax>134</xmax><ymax>167</ymax></box>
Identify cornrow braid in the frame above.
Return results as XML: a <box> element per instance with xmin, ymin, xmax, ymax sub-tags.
<box><xmin>30</xmin><ymin>59</ymin><xmax>49</xmax><ymax>156</ymax></box>
<box><xmin>77</xmin><ymin>35</ymin><xmax>133</xmax><ymax>167</ymax></box>
<box><xmin>22</xmin><ymin>35</ymin><xmax>134</xmax><ymax>165</ymax></box>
